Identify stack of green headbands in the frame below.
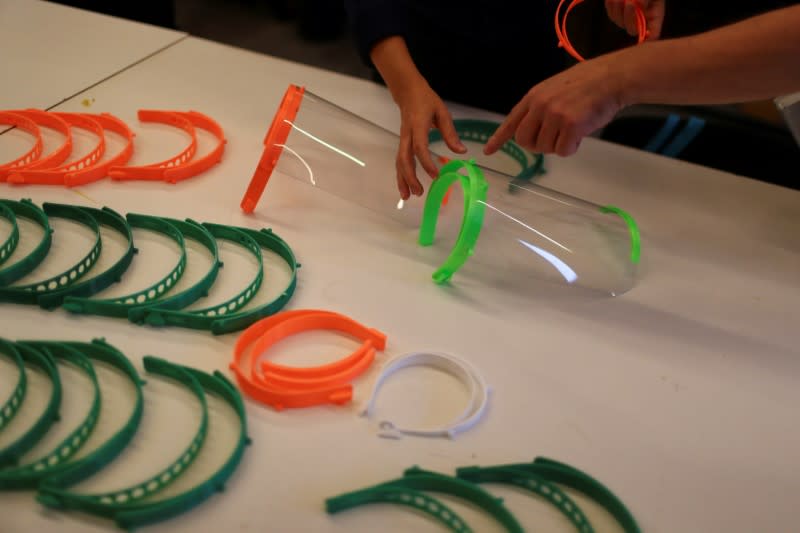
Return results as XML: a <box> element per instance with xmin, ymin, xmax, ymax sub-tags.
<box><xmin>0</xmin><ymin>337</ymin><xmax>250</xmax><ymax>529</ymax></box>
<box><xmin>327</xmin><ymin>460</ymin><xmax>640</xmax><ymax>532</ymax></box>
<box><xmin>0</xmin><ymin>198</ymin><xmax>299</xmax><ymax>335</ymax></box>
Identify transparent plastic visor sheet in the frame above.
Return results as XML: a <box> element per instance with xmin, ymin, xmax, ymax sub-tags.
<box><xmin>242</xmin><ymin>86</ymin><xmax>639</xmax><ymax>296</ymax></box>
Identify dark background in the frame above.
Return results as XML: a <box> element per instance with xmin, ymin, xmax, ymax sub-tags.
<box><xmin>47</xmin><ymin>0</ymin><xmax>800</xmax><ymax>189</ymax></box>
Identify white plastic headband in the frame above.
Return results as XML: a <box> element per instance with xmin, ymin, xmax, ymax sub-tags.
<box><xmin>359</xmin><ymin>352</ymin><xmax>491</xmax><ymax>440</ymax></box>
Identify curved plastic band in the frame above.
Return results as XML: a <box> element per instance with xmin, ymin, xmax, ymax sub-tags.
<box><xmin>8</xmin><ymin>112</ymin><xmax>106</xmax><ymax>185</ymax></box>
<box><xmin>126</xmin><ymin>218</ymin><xmax>220</xmax><ymax>324</ymax></box>
<box><xmin>141</xmin><ymin>225</ymin><xmax>298</xmax><ymax>335</ymax></box>
<box><xmin>36</xmin><ymin>356</ymin><xmax>207</xmax><ymax>514</ymax></box>
<box><xmin>600</xmin><ymin>205</ymin><xmax>641</xmax><ymax>264</ymax></box>
<box><xmin>0</xmin><ymin>199</ymin><xmax>53</xmax><ymax>287</ymax></box>
<box><xmin>428</xmin><ymin>119</ymin><xmax>545</xmax><ymax>184</ymax></box>
<box><xmin>37</xmin><ymin>205</ymin><xmax>136</xmax><ymax>309</ymax></box>
<box><xmin>556</xmin><ymin>0</ymin><xmax>647</xmax><ymax>62</ymax></box>
<box><xmin>241</xmin><ymin>84</ymin><xmax>305</xmax><ymax>213</ymax></box>
<box><xmin>387</xmin><ymin>468</ymin><xmax>523</xmax><ymax>533</ymax></box>
<box><xmin>172</xmin><ymin>223</ymin><xmax>263</xmax><ymax>317</ymax></box>
<box><xmin>8</xmin><ymin>109</ymin><xmax>73</xmax><ymax>171</ymax></box>
<box><xmin>0</xmin><ymin>203</ymin><xmax>102</xmax><ymax>305</ymax></box>
<box><xmin>108</xmin><ymin>110</ymin><xmax>197</xmax><ymax>182</ymax></box>
<box><xmin>40</xmin><ymin>359</ymin><xmax>251</xmax><ymax>530</ymax></box>
<box><xmin>0</xmin><ymin>343</ymin><xmax>62</xmax><ymax>472</ymax></box>
<box><xmin>0</xmin><ymin>339</ymin><xmax>26</xmax><ymax>432</ymax></box>
<box><xmin>419</xmin><ymin>159</ymin><xmax>488</xmax><ymax>284</ymax></box>
<box><xmin>0</xmin><ymin>201</ymin><xmax>20</xmax><ymax>266</ymax></box>
<box><xmin>251</xmin><ymin>310</ymin><xmax>386</xmax><ymax>391</ymax></box>
<box><xmin>326</xmin><ymin>486</ymin><xmax>472</xmax><ymax>532</ymax></box>
<box><xmin>456</xmin><ymin>465</ymin><xmax>594</xmax><ymax>533</ymax></box>
<box><xmin>61</xmin><ymin>214</ymin><xmax>187</xmax><ymax>318</ymax></box>
<box><xmin>0</xmin><ymin>111</ymin><xmax>43</xmax><ymax>180</ymax></box>
<box><xmin>21</xmin><ymin>340</ymin><xmax>145</xmax><ymax>489</ymax></box>
<box><xmin>64</xmin><ymin>113</ymin><xmax>135</xmax><ymax>187</ymax></box>
<box><xmin>231</xmin><ymin>310</ymin><xmax>380</xmax><ymax>410</ymax></box>
<box><xmin>161</xmin><ymin>111</ymin><xmax>226</xmax><ymax>183</ymax></box>
<box><xmin>135</xmin><ymin>223</ymin><xmax>261</xmax><ymax>328</ymax></box>
<box><xmin>470</xmin><ymin>457</ymin><xmax>641</xmax><ymax>533</ymax></box>
<box><xmin>360</xmin><ymin>352</ymin><xmax>489</xmax><ymax>440</ymax></box>
<box><xmin>0</xmin><ymin>343</ymin><xmax>102</xmax><ymax>488</ymax></box>
<box><xmin>111</xmin><ymin>364</ymin><xmax>250</xmax><ymax>529</ymax></box>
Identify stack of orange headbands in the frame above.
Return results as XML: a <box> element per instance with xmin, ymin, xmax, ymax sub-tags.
<box><xmin>0</xmin><ymin>109</ymin><xmax>225</xmax><ymax>186</ymax></box>
<box><xmin>231</xmin><ymin>309</ymin><xmax>387</xmax><ymax>411</ymax></box>
<box><xmin>555</xmin><ymin>0</ymin><xmax>648</xmax><ymax>62</ymax></box>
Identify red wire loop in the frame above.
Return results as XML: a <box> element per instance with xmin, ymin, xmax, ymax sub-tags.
<box><xmin>556</xmin><ymin>0</ymin><xmax>648</xmax><ymax>62</ymax></box>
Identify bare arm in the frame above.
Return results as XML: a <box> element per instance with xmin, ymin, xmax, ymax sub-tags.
<box><xmin>624</xmin><ymin>4</ymin><xmax>800</xmax><ymax>105</ymax></box>
<box><xmin>371</xmin><ymin>37</ymin><xmax>465</xmax><ymax>200</ymax></box>
<box><xmin>486</xmin><ymin>5</ymin><xmax>800</xmax><ymax>157</ymax></box>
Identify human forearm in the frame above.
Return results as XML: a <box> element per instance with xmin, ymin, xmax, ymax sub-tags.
<box><xmin>370</xmin><ymin>36</ymin><xmax>427</xmax><ymax>103</ymax></box>
<box><xmin>619</xmin><ymin>5</ymin><xmax>800</xmax><ymax>106</ymax></box>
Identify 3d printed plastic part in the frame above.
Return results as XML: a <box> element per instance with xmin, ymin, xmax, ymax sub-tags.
<box><xmin>326</xmin><ymin>486</ymin><xmax>472</xmax><ymax>532</ymax></box>
<box><xmin>61</xmin><ymin>213</ymin><xmax>188</xmax><ymax>318</ymax></box>
<box><xmin>0</xmin><ymin>111</ymin><xmax>43</xmax><ymax>180</ymax></box>
<box><xmin>36</xmin><ymin>205</ymin><xmax>136</xmax><ymax>310</ymax></box>
<box><xmin>251</xmin><ymin>310</ymin><xmax>385</xmax><ymax>391</ymax></box>
<box><xmin>139</xmin><ymin>225</ymin><xmax>298</xmax><ymax>335</ymax></box>
<box><xmin>0</xmin><ymin>199</ymin><xmax>52</xmax><ymax>287</ymax></box>
<box><xmin>455</xmin><ymin>465</ymin><xmax>595</xmax><ymax>533</ymax></box>
<box><xmin>39</xmin><ymin>358</ymin><xmax>251</xmax><ymax>531</ymax></box>
<box><xmin>8</xmin><ymin>109</ymin><xmax>73</xmax><ymax>172</ymax></box>
<box><xmin>240</xmin><ymin>84</ymin><xmax>640</xmax><ymax>296</ymax></box>
<box><xmin>328</xmin><ymin>467</ymin><xmax>523</xmax><ymax>533</ymax></box>
<box><xmin>8</xmin><ymin>112</ymin><xmax>106</xmax><ymax>185</ymax></box>
<box><xmin>231</xmin><ymin>309</ymin><xmax>386</xmax><ymax>410</ymax></box>
<box><xmin>556</xmin><ymin>0</ymin><xmax>647</xmax><ymax>62</ymax></box>
<box><xmin>109</xmin><ymin>110</ymin><xmax>197</xmax><ymax>182</ymax></box>
<box><xmin>36</xmin><ymin>355</ymin><xmax>208</xmax><ymax>514</ymax></box>
<box><xmin>124</xmin><ymin>217</ymin><xmax>220</xmax><ymax>323</ymax></box>
<box><xmin>64</xmin><ymin>113</ymin><xmax>135</xmax><ymax>187</ymax></box>
<box><xmin>0</xmin><ymin>343</ymin><xmax>62</xmax><ymax>473</ymax></box>
<box><xmin>457</xmin><ymin>458</ymin><xmax>641</xmax><ymax>533</ymax></box>
<box><xmin>0</xmin><ymin>343</ymin><xmax>101</xmax><ymax>488</ymax></box>
<box><xmin>419</xmin><ymin>159</ymin><xmax>488</xmax><ymax>284</ymax></box>
<box><xmin>0</xmin><ymin>201</ymin><xmax>20</xmax><ymax>266</ymax></box>
<box><xmin>360</xmin><ymin>351</ymin><xmax>489</xmax><ymax>440</ymax></box>
<box><xmin>0</xmin><ymin>339</ymin><xmax>26</xmax><ymax>432</ymax></box>
<box><xmin>159</xmin><ymin>111</ymin><xmax>226</xmax><ymax>183</ymax></box>
<box><xmin>0</xmin><ymin>203</ymin><xmax>102</xmax><ymax>306</ymax></box>
<box><xmin>10</xmin><ymin>340</ymin><xmax>145</xmax><ymax>489</ymax></box>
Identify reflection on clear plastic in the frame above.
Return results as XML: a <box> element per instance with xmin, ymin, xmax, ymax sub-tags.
<box><xmin>242</xmin><ymin>85</ymin><xmax>640</xmax><ymax>297</ymax></box>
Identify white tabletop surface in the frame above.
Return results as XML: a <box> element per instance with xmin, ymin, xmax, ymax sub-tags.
<box><xmin>0</xmin><ymin>0</ymin><xmax>185</xmax><ymax>110</ymax></box>
<box><xmin>1</xmin><ymin>29</ymin><xmax>799</xmax><ymax>533</ymax></box>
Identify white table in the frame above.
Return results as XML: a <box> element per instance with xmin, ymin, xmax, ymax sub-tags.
<box><xmin>0</xmin><ymin>0</ymin><xmax>185</xmax><ymax>110</ymax></box>
<box><xmin>1</xmin><ymin>29</ymin><xmax>799</xmax><ymax>533</ymax></box>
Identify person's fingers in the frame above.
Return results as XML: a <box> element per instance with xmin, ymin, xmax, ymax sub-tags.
<box><xmin>395</xmin><ymin>158</ymin><xmax>410</xmax><ymax>200</ymax></box>
<box><xmin>435</xmin><ymin>107</ymin><xmax>467</xmax><ymax>154</ymax></box>
<box><xmin>412</xmin><ymin>123</ymin><xmax>439</xmax><ymax>184</ymax></box>
<box><xmin>554</xmin><ymin>121</ymin><xmax>581</xmax><ymax>156</ymax></box>
<box><xmin>398</xmin><ymin>124</ymin><xmax>423</xmax><ymax>197</ymax></box>
<box><xmin>485</xmin><ymin>100</ymin><xmax>528</xmax><ymax>154</ymax></box>
<box><xmin>514</xmin><ymin>107</ymin><xmax>543</xmax><ymax>152</ymax></box>
<box><xmin>623</xmin><ymin>1</ymin><xmax>639</xmax><ymax>36</ymax></box>
<box><xmin>533</xmin><ymin>112</ymin><xmax>560</xmax><ymax>154</ymax></box>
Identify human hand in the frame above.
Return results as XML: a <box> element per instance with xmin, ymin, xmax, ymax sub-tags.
<box><xmin>605</xmin><ymin>0</ymin><xmax>665</xmax><ymax>40</ymax></box>
<box><xmin>483</xmin><ymin>56</ymin><xmax>627</xmax><ymax>157</ymax></box>
<box><xmin>392</xmin><ymin>79</ymin><xmax>466</xmax><ymax>200</ymax></box>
